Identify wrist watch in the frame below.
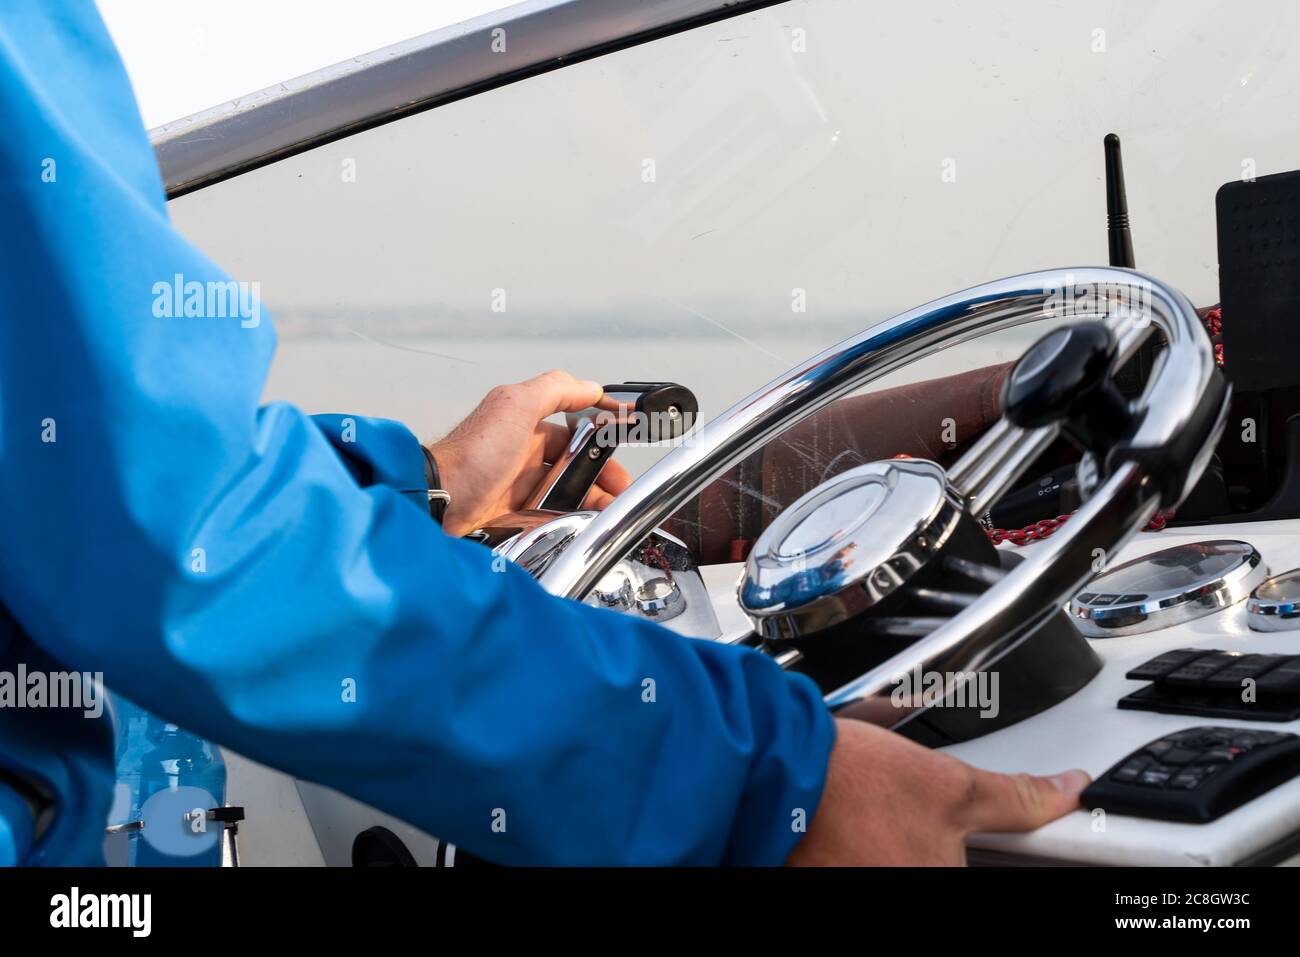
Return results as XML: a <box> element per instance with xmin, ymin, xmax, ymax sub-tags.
<box><xmin>421</xmin><ymin>446</ymin><xmax>451</xmax><ymax>525</ymax></box>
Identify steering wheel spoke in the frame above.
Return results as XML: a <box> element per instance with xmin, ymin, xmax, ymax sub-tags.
<box><xmin>948</xmin><ymin>419</ymin><xmax>1060</xmax><ymax>519</ymax></box>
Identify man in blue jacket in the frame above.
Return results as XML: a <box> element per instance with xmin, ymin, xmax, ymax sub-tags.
<box><xmin>0</xmin><ymin>1</ymin><xmax>1086</xmax><ymax>866</ymax></box>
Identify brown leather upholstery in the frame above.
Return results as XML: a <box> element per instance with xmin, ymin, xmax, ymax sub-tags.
<box><xmin>662</xmin><ymin>308</ymin><xmax>1221</xmax><ymax>564</ymax></box>
<box><xmin>663</xmin><ymin>363</ymin><xmax>1012</xmax><ymax>564</ymax></box>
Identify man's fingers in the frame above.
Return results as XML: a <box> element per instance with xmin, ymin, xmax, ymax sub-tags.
<box><xmin>516</xmin><ymin>370</ymin><xmax>604</xmax><ymax>419</ymax></box>
<box><xmin>595</xmin><ymin>459</ymin><xmax>633</xmax><ymax>496</ymax></box>
<box><xmin>959</xmin><ymin>767</ymin><xmax>1090</xmax><ymax>834</ymax></box>
<box><xmin>581</xmin><ymin>461</ymin><xmax>634</xmax><ymax>510</ymax></box>
<box><xmin>540</xmin><ymin>421</ymin><xmax>572</xmax><ymax>464</ymax></box>
<box><xmin>581</xmin><ymin>487</ymin><xmax>616</xmax><ymax>511</ymax></box>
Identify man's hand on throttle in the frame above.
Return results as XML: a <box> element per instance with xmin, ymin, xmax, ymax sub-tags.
<box><xmin>426</xmin><ymin>370</ymin><xmax>634</xmax><ymax>537</ymax></box>
<box><xmin>788</xmin><ymin>719</ymin><xmax>1090</xmax><ymax>865</ymax></box>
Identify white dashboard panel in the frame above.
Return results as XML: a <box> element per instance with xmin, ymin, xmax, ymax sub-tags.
<box><xmin>702</xmin><ymin>519</ymin><xmax>1300</xmax><ymax>865</ymax></box>
<box><xmin>960</xmin><ymin>520</ymin><xmax>1300</xmax><ymax>866</ymax></box>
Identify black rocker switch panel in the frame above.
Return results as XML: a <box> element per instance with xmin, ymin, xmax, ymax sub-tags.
<box><xmin>1082</xmin><ymin>726</ymin><xmax>1300</xmax><ymax>822</ymax></box>
<box><xmin>1118</xmin><ymin>648</ymin><xmax>1300</xmax><ymax>721</ymax></box>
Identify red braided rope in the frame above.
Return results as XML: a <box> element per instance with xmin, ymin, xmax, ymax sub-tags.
<box><xmin>985</xmin><ymin>508</ymin><xmax>1174</xmax><ymax>547</ymax></box>
<box><xmin>1204</xmin><ymin>306</ymin><xmax>1224</xmax><ymax>368</ymax></box>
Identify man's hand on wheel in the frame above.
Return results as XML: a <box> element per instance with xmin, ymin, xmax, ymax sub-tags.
<box><xmin>427</xmin><ymin>370</ymin><xmax>634</xmax><ymax>537</ymax></box>
<box><xmin>788</xmin><ymin>719</ymin><xmax>1090</xmax><ymax>865</ymax></box>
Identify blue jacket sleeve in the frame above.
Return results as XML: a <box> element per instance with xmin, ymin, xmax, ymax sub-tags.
<box><xmin>0</xmin><ymin>2</ymin><xmax>834</xmax><ymax>865</ymax></box>
<box><xmin>309</xmin><ymin>413</ymin><xmax>431</xmax><ymax>515</ymax></box>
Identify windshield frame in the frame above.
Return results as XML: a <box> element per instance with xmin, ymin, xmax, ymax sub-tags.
<box><xmin>150</xmin><ymin>0</ymin><xmax>788</xmax><ymax>198</ymax></box>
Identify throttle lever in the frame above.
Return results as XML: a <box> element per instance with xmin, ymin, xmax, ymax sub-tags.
<box><xmin>525</xmin><ymin>382</ymin><xmax>698</xmax><ymax>512</ymax></box>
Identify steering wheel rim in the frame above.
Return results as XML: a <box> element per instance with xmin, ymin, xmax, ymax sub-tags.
<box><xmin>532</xmin><ymin>267</ymin><xmax>1228</xmax><ymax>726</ymax></box>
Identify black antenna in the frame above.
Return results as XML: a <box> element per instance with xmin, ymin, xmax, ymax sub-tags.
<box><xmin>1104</xmin><ymin>133</ymin><xmax>1135</xmax><ymax>267</ymax></box>
<box><xmin>1105</xmin><ymin>133</ymin><xmax>1154</xmax><ymax>400</ymax></box>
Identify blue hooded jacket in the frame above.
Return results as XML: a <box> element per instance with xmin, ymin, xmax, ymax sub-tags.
<box><xmin>0</xmin><ymin>0</ymin><xmax>833</xmax><ymax>866</ymax></box>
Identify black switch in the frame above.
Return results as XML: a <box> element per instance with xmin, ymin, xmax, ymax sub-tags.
<box><xmin>1162</xmin><ymin>652</ymin><xmax>1242</xmax><ymax>688</ymax></box>
<box><xmin>1125</xmin><ymin>648</ymin><xmax>1213</xmax><ymax>682</ymax></box>
<box><xmin>1111</xmin><ymin>757</ymin><xmax>1149</xmax><ymax>783</ymax></box>
<box><xmin>1170</xmin><ymin>770</ymin><xmax>1206</xmax><ymax>789</ymax></box>
<box><xmin>1203</xmin><ymin>654</ymin><xmax>1290</xmax><ymax>689</ymax></box>
<box><xmin>1138</xmin><ymin>767</ymin><xmax>1175</xmax><ymax>787</ymax></box>
<box><xmin>1083</xmin><ymin>726</ymin><xmax>1300</xmax><ymax>822</ymax></box>
<box><xmin>1255</xmin><ymin>660</ymin><xmax>1300</xmax><ymax>694</ymax></box>
<box><xmin>1158</xmin><ymin>747</ymin><xmax>1204</xmax><ymax>765</ymax></box>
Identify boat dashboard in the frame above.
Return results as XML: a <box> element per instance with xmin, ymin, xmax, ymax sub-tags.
<box><xmin>699</xmin><ymin>521</ymin><xmax>1300</xmax><ymax>866</ymax></box>
<box><xmin>459</xmin><ymin>252</ymin><xmax>1300</xmax><ymax>866</ymax></box>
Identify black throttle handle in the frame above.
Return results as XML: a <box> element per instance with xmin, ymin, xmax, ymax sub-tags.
<box><xmin>1002</xmin><ymin>321</ymin><xmax>1134</xmax><ymax>459</ymax></box>
<box><xmin>525</xmin><ymin>382</ymin><xmax>698</xmax><ymax>512</ymax></box>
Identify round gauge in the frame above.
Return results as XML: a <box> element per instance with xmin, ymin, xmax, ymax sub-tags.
<box><xmin>1247</xmin><ymin>569</ymin><xmax>1300</xmax><ymax>632</ymax></box>
<box><xmin>738</xmin><ymin>458</ymin><xmax>967</xmax><ymax>640</ymax></box>
<box><xmin>1069</xmin><ymin>540</ymin><xmax>1266</xmax><ymax>638</ymax></box>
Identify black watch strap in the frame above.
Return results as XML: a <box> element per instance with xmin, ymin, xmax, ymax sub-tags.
<box><xmin>421</xmin><ymin>446</ymin><xmax>450</xmax><ymax>525</ymax></box>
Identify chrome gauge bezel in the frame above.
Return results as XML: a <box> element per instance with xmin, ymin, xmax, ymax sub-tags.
<box><xmin>1069</xmin><ymin>540</ymin><xmax>1266</xmax><ymax>638</ymax></box>
<box><xmin>1247</xmin><ymin>568</ymin><xmax>1300</xmax><ymax>632</ymax></box>
<box><xmin>738</xmin><ymin>459</ymin><xmax>965</xmax><ymax>641</ymax></box>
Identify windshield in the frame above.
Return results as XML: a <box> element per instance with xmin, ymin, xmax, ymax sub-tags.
<box><xmin>169</xmin><ymin>0</ymin><xmax>1299</xmax><ymax>564</ymax></box>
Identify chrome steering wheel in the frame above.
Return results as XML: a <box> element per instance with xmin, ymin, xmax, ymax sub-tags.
<box><xmin>528</xmin><ymin>268</ymin><xmax>1228</xmax><ymax>727</ymax></box>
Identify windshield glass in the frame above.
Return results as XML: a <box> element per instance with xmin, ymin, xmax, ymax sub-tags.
<box><xmin>170</xmin><ymin>0</ymin><xmax>1299</xmax><ymax>564</ymax></box>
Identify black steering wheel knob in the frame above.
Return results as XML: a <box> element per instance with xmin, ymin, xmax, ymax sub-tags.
<box><xmin>1002</xmin><ymin>320</ymin><xmax>1133</xmax><ymax>456</ymax></box>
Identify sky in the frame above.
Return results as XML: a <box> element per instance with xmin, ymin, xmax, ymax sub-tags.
<box><xmin>96</xmin><ymin>0</ymin><xmax>518</xmax><ymax>128</ymax></box>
